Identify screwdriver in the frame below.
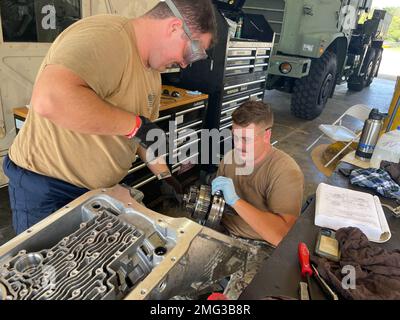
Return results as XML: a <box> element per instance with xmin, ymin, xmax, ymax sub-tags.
<box><xmin>298</xmin><ymin>242</ymin><xmax>313</xmax><ymax>300</ymax></box>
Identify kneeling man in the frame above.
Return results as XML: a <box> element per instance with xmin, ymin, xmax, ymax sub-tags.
<box><xmin>212</xmin><ymin>101</ymin><xmax>304</xmax><ymax>299</ymax></box>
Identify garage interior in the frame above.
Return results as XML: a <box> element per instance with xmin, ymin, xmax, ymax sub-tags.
<box><xmin>0</xmin><ymin>77</ymin><xmax>396</xmax><ymax>246</ymax></box>
<box><xmin>0</xmin><ymin>0</ymin><xmax>399</xmax><ymax>301</ymax></box>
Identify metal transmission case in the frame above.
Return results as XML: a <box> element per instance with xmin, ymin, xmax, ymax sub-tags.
<box><xmin>0</xmin><ymin>186</ymin><xmax>249</xmax><ymax>300</ymax></box>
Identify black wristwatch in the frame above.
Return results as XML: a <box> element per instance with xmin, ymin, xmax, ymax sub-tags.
<box><xmin>156</xmin><ymin>171</ymin><xmax>172</xmax><ymax>180</ymax></box>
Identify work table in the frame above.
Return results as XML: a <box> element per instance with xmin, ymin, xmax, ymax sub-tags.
<box><xmin>239</xmin><ymin>162</ymin><xmax>400</xmax><ymax>300</ymax></box>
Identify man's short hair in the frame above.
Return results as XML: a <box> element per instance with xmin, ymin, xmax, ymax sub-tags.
<box><xmin>232</xmin><ymin>101</ymin><xmax>274</xmax><ymax>129</ymax></box>
<box><xmin>145</xmin><ymin>0</ymin><xmax>217</xmax><ymax>45</ymax></box>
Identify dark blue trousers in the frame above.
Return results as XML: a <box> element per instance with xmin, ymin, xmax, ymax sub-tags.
<box><xmin>3</xmin><ymin>155</ymin><xmax>89</xmax><ymax>235</ymax></box>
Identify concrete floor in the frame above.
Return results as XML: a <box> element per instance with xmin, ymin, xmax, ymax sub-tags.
<box><xmin>0</xmin><ymin>77</ymin><xmax>396</xmax><ymax>246</ymax></box>
<box><xmin>269</xmin><ymin>77</ymin><xmax>396</xmax><ymax>200</ymax></box>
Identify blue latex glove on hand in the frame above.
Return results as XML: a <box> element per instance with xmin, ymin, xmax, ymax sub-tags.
<box><xmin>211</xmin><ymin>176</ymin><xmax>240</xmax><ymax>207</ymax></box>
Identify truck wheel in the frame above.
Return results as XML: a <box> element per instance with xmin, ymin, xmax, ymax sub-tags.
<box><xmin>291</xmin><ymin>51</ymin><xmax>337</xmax><ymax>120</ymax></box>
<box><xmin>367</xmin><ymin>48</ymin><xmax>382</xmax><ymax>87</ymax></box>
<box><xmin>348</xmin><ymin>48</ymin><xmax>376</xmax><ymax>91</ymax></box>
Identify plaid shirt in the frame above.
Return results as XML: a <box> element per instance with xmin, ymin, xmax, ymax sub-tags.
<box><xmin>350</xmin><ymin>168</ymin><xmax>400</xmax><ymax>200</ymax></box>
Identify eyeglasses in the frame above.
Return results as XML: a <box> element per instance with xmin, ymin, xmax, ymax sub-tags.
<box><xmin>162</xmin><ymin>0</ymin><xmax>208</xmax><ymax>65</ymax></box>
<box><xmin>232</xmin><ymin>127</ymin><xmax>271</xmax><ymax>145</ymax></box>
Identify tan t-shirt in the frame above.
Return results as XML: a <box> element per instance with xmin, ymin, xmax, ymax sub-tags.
<box><xmin>217</xmin><ymin>148</ymin><xmax>304</xmax><ymax>240</ymax></box>
<box><xmin>9</xmin><ymin>15</ymin><xmax>161</xmax><ymax>189</ymax></box>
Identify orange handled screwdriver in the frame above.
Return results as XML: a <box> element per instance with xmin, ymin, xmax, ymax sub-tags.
<box><xmin>298</xmin><ymin>242</ymin><xmax>313</xmax><ymax>299</ymax></box>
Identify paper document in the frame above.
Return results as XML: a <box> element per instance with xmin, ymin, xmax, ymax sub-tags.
<box><xmin>315</xmin><ymin>183</ymin><xmax>391</xmax><ymax>243</ymax></box>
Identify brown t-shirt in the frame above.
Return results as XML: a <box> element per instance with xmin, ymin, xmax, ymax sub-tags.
<box><xmin>217</xmin><ymin>148</ymin><xmax>304</xmax><ymax>240</ymax></box>
<box><xmin>9</xmin><ymin>15</ymin><xmax>161</xmax><ymax>189</ymax></box>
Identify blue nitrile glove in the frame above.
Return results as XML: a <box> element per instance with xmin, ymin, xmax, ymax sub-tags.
<box><xmin>211</xmin><ymin>176</ymin><xmax>240</xmax><ymax>206</ymax></box>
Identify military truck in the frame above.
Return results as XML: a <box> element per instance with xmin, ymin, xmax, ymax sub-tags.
<box><xmin>242</xmin><ymin>0</ymin><xmax>392</xmax><ymax>120</ymax></box>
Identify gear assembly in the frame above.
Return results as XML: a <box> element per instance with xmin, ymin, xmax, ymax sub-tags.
<box><xmin>183</xmin><ymin>185</ymin><xmax>236</xmax><ymax>231</ymax></box>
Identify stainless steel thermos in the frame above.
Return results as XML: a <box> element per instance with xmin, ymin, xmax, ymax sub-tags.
<box><xmin>355</xmin><ymin>109</ymin><xmax>385</xmax><ymax>161</ymax></box>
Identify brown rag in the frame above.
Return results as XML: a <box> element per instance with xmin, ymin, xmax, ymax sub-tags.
<box><xmin>381</xmin><ymin>161</ymin><xmax>400</xmax><ymax>185</ymax></box>
<box><xmin>311</xmin><ymin>227</ymin><xmax>400</xmax><ymax>300</ymax></box>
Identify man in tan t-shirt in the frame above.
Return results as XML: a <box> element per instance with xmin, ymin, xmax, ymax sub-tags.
<box><xmin>212</xmin><ymin>101</ymin><xmax>304</xmax><ymax>299</ymax></box>
<box><xmin>3</xmin><ymin>0</ymin><xmax>217</xmax><ymax>234</ymax></box>
<box><xmin>213</xmin><ymin>101</ymin><xmax>304</xmax><ymax>247</ymax></box>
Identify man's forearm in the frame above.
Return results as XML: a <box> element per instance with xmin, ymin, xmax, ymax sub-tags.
<box><xmin>232</xmin><ymin>199</ymin><xmax>296</xmax><ymax>246</ymax></box>
<box><xmin>137</xmin><ymin>146</ymin><xmax>171</xmax><ymax>177</ymax></box>
<box><xmin>31</xmin><ymin>65</ymin><xmax>135</xmax><ymax>136</ymax></box>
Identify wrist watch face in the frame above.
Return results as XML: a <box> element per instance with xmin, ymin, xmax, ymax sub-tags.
<box><xmin>157</xmin><ymin>172</ymin><xmax>172</xmax><ymax>180</ymax></box>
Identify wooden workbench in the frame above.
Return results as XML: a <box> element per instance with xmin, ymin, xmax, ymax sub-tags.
<box><xmin>160</xmin><ymin>85</ymin><xmax>208</xmax><ymax>112</ymax></box>
<box><xmin>13</xmin><ymin>86</ymin><xmax>208</xmax><ymax>122</ymax></box>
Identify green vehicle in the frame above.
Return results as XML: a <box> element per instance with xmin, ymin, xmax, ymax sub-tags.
<box><xmin>243</xmin><ymin>0</ymin><xmax>393</xmax><ymax>120</ymax></box>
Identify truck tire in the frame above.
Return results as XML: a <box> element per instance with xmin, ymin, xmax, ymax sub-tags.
<box><xmin>367</xmin><ymin>48</ymin><xmax>383</xmax><ymax>87</ymax></box>
<box><xmin>348</xmin><ymin>48</ymin><xmax>377</xmax><ymax>91</ymax></box>
<box><xmin>291</xmin><ymin>51</ymin><xmax>337</xmax><ymax>120</ymax></box>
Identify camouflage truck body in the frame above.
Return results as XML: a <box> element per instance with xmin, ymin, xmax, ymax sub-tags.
<box><xmin>243</xmin><ymin>0</ymin><xmax>392</xmax><ymax>119</ymax></box>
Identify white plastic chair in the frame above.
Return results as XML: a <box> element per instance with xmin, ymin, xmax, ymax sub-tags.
<box><xmin>306</xmin><ymin>104</ymin><xmax>372</xmax><ymax>167</ymax></box>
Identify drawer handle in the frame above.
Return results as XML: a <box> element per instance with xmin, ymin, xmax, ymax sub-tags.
<box><xmin>154</xmin><ymin>115</ymin><xmax>172</xmax><ymax>123</ymax></box>
<box><xmin>224</xmin><ymin>78</ymin><xmax>266</xmax><ymax>91</ymax></box>
<box><xmin>220</xmin><ymin>123</ymin><xmax>233</xmax><ymax>130</ymax></box>
<box><xmin>221</xmin><ymin>106</ymin><xmax>239</xmax><ymax>116</ymax></box>
<box><xmin>174</xmin><ymin>129</ymin><xmax>202</xmax><ymax>143</ymax></box>
<box><xmin>255</xmin><ymin>55</ymin><xmax>270</xmax><ymax>59</ymax></box>
<box><xmin>228</xmin><ymin>47</ymin><xmax>256</xmax><ymax>51</ymax></box>
<box><xmin>172</xmin><ymin>153</ymin><xmax>200</xmax><ymax>169</ymax></box>
<box><xmin>175</xmin><ymin>104</ymin><xmax>205</xmax><ymax>117</ymax></box>
<box><xmin>226</xmin><ymin>65</ymin><xmax>255</xmax><ymax>71</ymax></box>
<box><xmin>172</xmin><ymin>167</ymin><xmax>181</xmax><ymax>174</ymax></box>
<box><xmin>226</xmin><ymin>56</ymin><xmax>255</xmax><ymax>61</ymax></box>
<box><xmin>173</xmin><ymin>138</ymin><xmax>201</xmax><ymax>153</ymax></box>
<box><xmin>220</xmin><ymin>115</ymin><xmax>233</xmax><ymax>123</ymax></box>
<box><xmin>222</xmin><ymin>136</ymin><xmax>232</xmax><ymax>143</ymax></box>
<box><xmin>133</xmin><ymin>175</ymin><xmax>158</xmax><ymax>189</ymax></box>
<box><xmin>176</xmin><ymin>120</ymin><xmax>203</xmax><ymax>133</ymax></box>
<box><xmin>254</xmin><ymin>63</ymin><xmax>269</xmax><ymax>68</ymax></box>
<box><xmin>250</xmin><ymin>91</ymin><xmax>264</xmax><ymax>98</ymax></box>
<box><xmin>222</xmin><ymin>96</ymin><xmax>250</xmax><ymax>106</ymax></box>
<box><xmin>128</xmin><ymin>162</ymin><xmax>147</xmax><ymax>174</ymax></box>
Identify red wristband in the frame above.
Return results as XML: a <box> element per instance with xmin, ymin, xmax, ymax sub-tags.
<box><xmin>126</xmin><ymin>116</ymin><xmax>141</xmax><ymax>139</ymax></box>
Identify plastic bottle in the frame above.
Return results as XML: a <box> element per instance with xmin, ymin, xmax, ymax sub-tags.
<box><xmin>370</xmin><ymin>126</ymin><xmax>400</xmax><ymax>168</ymax></box>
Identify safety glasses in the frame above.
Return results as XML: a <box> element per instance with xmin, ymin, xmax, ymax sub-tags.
<box><xmin>162</xmin><ymin>0</ymin><xmax>208</xmax><ymax>65</ymax></box>
<box><xmin>232</xmin><ymin>127</ymin><xmax>271</xmax><ymax>145</ymax></box>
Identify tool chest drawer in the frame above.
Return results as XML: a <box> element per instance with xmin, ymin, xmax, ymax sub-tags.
<box><xmin>221</xmin><ymin>96</ymin><xmax>250</xmax><ymax>113</ymax></box>
<box><xmin>153</xmin><ymin>114</ymin><xmax>173</xmax><ymax>132</ymax></box>
<box><xmin>172</xmin><ymin>101</ymin><xmax>206</xmax><ymax>130</ymax></box>
<box><xmin>226</xmin><ymin>56</ymin><xmax>255</xmax><ymax>68</ymax></box>
<box><xmin>223</xmin><ymin>79</ymin><xmax>267</xmax><ymax>100</ymax></box>
<box><xmin>122</xmin><ymin>88</ymin><xmax>208</xmax><ymax>192</ymax></box>
<box><xmin>225</xmin><ymin>65</ymin><xmax>255</xmax><ymax>77</ymax></box>
<box><xmin>224</xmin><ymin>41</ymin><xmax>272</xmax><ymax>78</ymax></box>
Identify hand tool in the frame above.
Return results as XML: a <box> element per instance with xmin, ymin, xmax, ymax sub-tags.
<box><xmin>311</xmin><ymin>264</ymin><xmax>339</xmax><ymax>300</ymax></box>
<box><xmin>161</xmin><ymin>96</ymin><xmax>177</xmax><ymax>102</ymax></box>
<box><xmin>298</xmin><ymin>242</ymin><xmax>313</xmax><ymax>300</ymax></box>
<box><xmin>381</xmin><ymin>203</ymin><xmax>400</xmax><ymax>218</ymax></box>
<box><xmin>298</xmin><ymin>281</ymin><xmax>310</xmax><ymax>300</ymax></box>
